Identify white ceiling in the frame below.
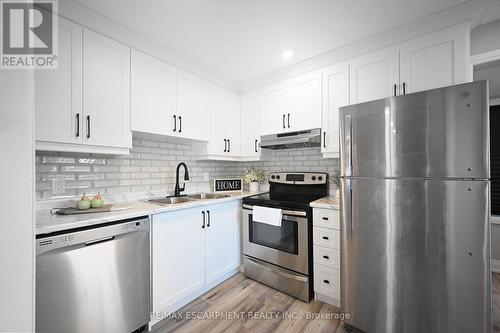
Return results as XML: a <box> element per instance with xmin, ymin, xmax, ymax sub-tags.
<box><xmin>74</xmin><ymin>0</ymin><xmax>470</xmax><ymax>82</ymax></box>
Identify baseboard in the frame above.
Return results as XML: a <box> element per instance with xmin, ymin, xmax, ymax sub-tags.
<box><xmin>315</xmin><ymin>292</ymin><xmax>340</xmax><ymax>307</ymax></box>
<box><xmin>492</xmin><ymin>259</ymin><xmax>500</xmax><ymax>273</ymax></box>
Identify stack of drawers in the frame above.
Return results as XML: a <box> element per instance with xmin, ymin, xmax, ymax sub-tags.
<box><xmin>312</xmin><ymin>207</ymin><xmax>340</xmax><ymax>306</ymax></box>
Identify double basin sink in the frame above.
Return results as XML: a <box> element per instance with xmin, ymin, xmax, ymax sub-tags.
<box><xmin>148</xmin><ymin>193</ymin><xmax>230</xmax><ymax>206</ymax></box>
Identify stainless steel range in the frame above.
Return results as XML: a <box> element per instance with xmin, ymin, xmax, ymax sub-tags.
<box><xmin>242</xmin><ymin>172</ymin><xmax>328</xmax><ymax>301</ymax></box>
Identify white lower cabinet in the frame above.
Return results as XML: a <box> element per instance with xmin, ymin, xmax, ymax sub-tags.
<box><xmin>205</xmin><ymin>202</ymin><xmax>241</xmax><ymax>284</ymax></box>
<box><xmin>313</xmin><ymin>207</ymin><xmax>341</xmax><ymax>307</ymax></box>
<box><xmin>151</xmin><ymin>201</ymin><xmax>241</xmax><ymax>324</ymax></box>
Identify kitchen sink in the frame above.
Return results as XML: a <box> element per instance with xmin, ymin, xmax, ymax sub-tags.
<box><xmin>148</xmin><ymin>193</ymin><xmax>230</xmax><ymax>206</ymax></box>
<box><xmin>186</xmin><ymin>193</ymin><xmax>231</xmax><ymax>200</ymax></box>
<box><xmin>148</xmin><ymin>196</ymin><xmax>197</xmax><ymax>205</ymax></box>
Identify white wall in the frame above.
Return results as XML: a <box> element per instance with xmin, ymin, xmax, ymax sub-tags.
<box><xmin>0</xmin><ymin>71</ymin><xmax>35</xmax><ymax>331</ymax></box>
<box><xmin>471</xmin><ymin>18</ymin><xmax>500</xmax><ymax>55</ymax></box>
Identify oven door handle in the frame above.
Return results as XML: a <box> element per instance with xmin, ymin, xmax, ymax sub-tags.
<box><xmin>245</xmin><ymin>256</ymin><xmax>308</xmax><ymax>282</ymax></box>
<box><xmin>242</xmin><ymin>204</ymin><xmax>307</xmax><ymax>217</ymax></box>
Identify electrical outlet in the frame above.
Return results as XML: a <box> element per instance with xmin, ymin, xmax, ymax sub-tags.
<box><xmin>51</xmin><ymin>179</ymin><xmax>66</xmax><ymax>195</ymax></box>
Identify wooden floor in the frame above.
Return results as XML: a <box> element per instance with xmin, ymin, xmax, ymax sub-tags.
<box><xmin>152</xmin><ymin>272</ymin><xmax>500</xmax><ymax>333</ymax></box>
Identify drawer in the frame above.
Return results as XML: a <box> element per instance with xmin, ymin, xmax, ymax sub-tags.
<box><xmin>313</xmin><ymin>245</ymin><xmax>340</xmax><ymax>269</ymax></box>
<box><xmin>313</xmin><ymin>226</ymin><xmax>340</xmax><ymax>249</ymax></box>
<box><xmin>313</xmin><ymin>208</ymin><xmax>340</xmax><ymax>230</ymax></box>
<box><xmin>314</xmin><ymin>264</ymin><xmax>340</xmax><ymax>299</ymax></box>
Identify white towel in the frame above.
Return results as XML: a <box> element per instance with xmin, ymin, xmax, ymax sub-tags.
<box><xmin>253</xmin><ymin>206</ymin><xmax>282</xmax><ymax>227</ymax></box>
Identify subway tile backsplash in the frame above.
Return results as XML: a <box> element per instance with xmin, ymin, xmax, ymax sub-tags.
<box><xmin>35</xmin><ymin>133</ymin><xmax>339</xmax><ymax>200</ymax></box>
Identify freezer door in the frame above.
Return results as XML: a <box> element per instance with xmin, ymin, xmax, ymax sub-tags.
<box><xmin>341</xmin><ymin>178</ymin><xmax>491</xmax><ymax>333</ymax></box>
<box><xmin>339</xmin><ymin>81</ymin><xmax>489</xmax><ymax>178</ymax></box>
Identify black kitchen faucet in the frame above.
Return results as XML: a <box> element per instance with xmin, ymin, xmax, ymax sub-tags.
<box><xmin>174</xmin><ymin>162</ymin><xmax>190</xmax><ymax>197</ymax></box>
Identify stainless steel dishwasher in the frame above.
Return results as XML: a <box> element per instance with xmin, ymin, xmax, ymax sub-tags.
<box><xmin>36</xmin><ymin>217</ymin><xmax>150</xmax><ymax>333</ymax></box>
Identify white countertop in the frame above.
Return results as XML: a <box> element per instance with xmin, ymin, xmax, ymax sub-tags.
<box><xmin>36</xmin><ymin>191</ymin><xmax>262</xmax><ymax>235</ymax></box>
<box><xmin>310</xmin><ymin>196</ymin><xmax>340</xmax><ymax>209</ymax></box>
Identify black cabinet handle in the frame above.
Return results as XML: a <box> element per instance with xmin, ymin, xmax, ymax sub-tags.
<box><xmin>323</xmin><ymin>255</ymin><xmax>330</xmax><ymax>260</ymax></box>
<box><xmin>173</xmin><ymin>115</ymin><xmax>177</xmax><ymax>132</ymax></box>
<box><xmin>202</xmin><ymin>211</ymin><xmax>205</xmax><ymax>228</ymax></box>
<box><xmin>323</xmin><ymin>280</ymin><xmax>330</xmax><ymax>284</ymax></box>
<box><xmin>255</xmin><ymin>139</ymin><xmax>258</xmax><ymax>153</ymax></box>
<box><xmin>75</xmin><ymin>113</ymin><xmax>80</xmax><ymax>137</ymax></box>
<box><xmin>287</xmin><ymin>113</ymin><xmax>290</xmax><ymax>128</ymax></box>
<box><xmin>178</xmin><ymin>116</ymin><xmax>182</xmax><ymax>133</ymax></box>
<box><xmin>86</xmin><ymin>115</ymin><xmax>91</xmax><ymax>139</ymax></box>
<box><xmin>323</xmin><ymin>132</ymin><xmax>326</xmax><ymax>148</ymax></box>
<box><xmin>322</xmin><ymin>236</ymin><xmax>329</xmax><ymax>240</ymax></box>
<box><xmin>282</xmin><ymin>114</ymin><xmax>285</xmax><ymax>128</ymax></box>
<box><xmin>227</xmin><ymin>139</ymin><xmax>231</xmax><ymax>153</ymax></box>
<box><xmin>403</xmin><ymin>82</ymin><xmax>406</xmax><ymax>95</ymax></box>
<box><xmin>224</xmin><ymin>139</ymin><xmax>227</xmax><ymax>152</ymax></box>
<box><xmin>394</xmin><ymin>84</ymin><xmax>397</xmax><ymax>96</ymax></box>
<box><xmin>207</xmin><ymin>210</ymin><xmax>210</xmax><ymax>227</ymax></box>
<box><xmin>322</xmin><ymin>217</ymin><xmax>329</xmax><ymax>220</ymax></box>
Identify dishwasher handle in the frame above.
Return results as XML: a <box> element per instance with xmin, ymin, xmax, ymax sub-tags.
<box><xmin>85</xmin><ymin>236</ymin><xmax>115</xmax><ymax>246</ymax></box>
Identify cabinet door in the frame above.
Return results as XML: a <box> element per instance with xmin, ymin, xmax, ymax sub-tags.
<box><xmin>152</xmin><ymin>208</ymin><xmax>205</xmax><ymax>313</ymax></box>
<box><xmin>321</xmin><ymin>63</ymin><xmax>349</xmax><ymax>156</ymax></box>
<box><xmin>177</xmin><ymin>71</ymin><xmax>210</xmax><ymax>141</ymax></box>
<box><xmin>287</xmin><ymin>71</ymin><xmax>322</xmax><ymax>131</ymax></box>
<box><xmin>205</xmin><ymin>201</ymin><xmax>241</xmax><ymax>285</ymax></box>
<box><xmin>209</xmin><ymin>84</ymin><xmax>231</xmax><ymax>155</ymax></box>
<box><xmin>83</xmin><ymin>30</ymin><xmax>131</xmax><ymax>148</ymax></box>
<box><xmin>259</xmin><ymin>83</ymin><xmax>287</xmax><ymax>135</ymax></box>
<box><xmin>131</xmin><ymin>50</ymin><xmax>176</xmax><ymax>136</ymax></box>
<box><xmin>226</xmin><ymin>91</ymin><xmax>241</xmax><ymax>157</ymax></box>
<box><xmin>35</xmin><ymin>17</ymin><xmax>82</xmax><ymax>144</ymax></box>
<box><xmin>240</xmin><ymin>91</ymin><xmax>261</xmax><ymax>158</ymax></box>
<box><xmin>399</xmin><ymin>24</ymin><xmax>470</xmax><ymax>94</ymax></box>
<box><xmin>350</xmin><ymin>47</ymin><xmax>399</xmax><ymax>104</ymax></box>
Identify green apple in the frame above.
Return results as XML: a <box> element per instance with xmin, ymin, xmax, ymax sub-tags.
<box><xmin>90</xmin><ymin>192</ymin><xmax>104</xmax><ymax>208</ymax></box>
<box><xmin>76</xmin><ymin>193</ymin><xmax>91</xmax><ymax>210</ymax></box>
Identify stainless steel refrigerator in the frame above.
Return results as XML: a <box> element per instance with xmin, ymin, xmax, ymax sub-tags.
<box><xmin>339</xmin><ymin>81</ymin><xmax>491</xmax><ymax>333</ymax></box>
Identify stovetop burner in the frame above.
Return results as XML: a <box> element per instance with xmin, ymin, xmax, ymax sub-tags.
<box><xmin>242</xmin><ymin>172</ymin><xmax>329</xmax><ymax>211</ymax></box>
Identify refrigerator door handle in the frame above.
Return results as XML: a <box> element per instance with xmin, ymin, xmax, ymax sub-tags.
<box><xmin>346</xmin><ymin>115</ymin><xmax>353</xmax><ymax>176</ymax></box>
<box><xmin>342</xmin><ymin>178</ymin><xmax>354</xmax><ymax>240</ymax></box>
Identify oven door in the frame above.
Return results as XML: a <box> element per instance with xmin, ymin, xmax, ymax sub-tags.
<box><xmin>242</xmin><ymin>204</ymin><xmax>309</xmax><ymax>275</ymax></box>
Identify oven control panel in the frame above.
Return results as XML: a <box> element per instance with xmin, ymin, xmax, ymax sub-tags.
<box><xmin>269</xmin><ymin>172</ymin><xmax>328</xmax><ymax>185</ymax></box>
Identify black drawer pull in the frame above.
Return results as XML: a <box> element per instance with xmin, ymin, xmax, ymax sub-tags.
<box><xmin>323</xmin><ymin>280</ymin><xmax>330</xmax><ymax>284</ymax></box>
<box><xmin>322</xmin><ymin>217</ymin><xmax>329</xmax><ymax>220</ymax></box>
<box><xmin>322</xmin><ymin>236</ymin><xmax>329</xmax><ymax>240</ymax></box>
<box><xmin>322</xmin><ymin>255</ymin><xmax>330</xmax><ymax>260</ymax></box>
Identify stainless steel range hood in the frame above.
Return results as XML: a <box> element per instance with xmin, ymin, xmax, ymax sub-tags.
<box><xmin>259</xmin><ymin>128</ymin><xmax>321</xmax><ymax>150</ymax></box>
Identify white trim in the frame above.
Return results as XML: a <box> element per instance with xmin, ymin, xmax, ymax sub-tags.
<box><xmin>492</xmin><ymin>260</ymin><xmax>500</xmax><ymax>273</ymax></box>
<box><xmin>470</xmin><ymin>49</ymin><xmax>500</xmax><ymax>65</ymax></box>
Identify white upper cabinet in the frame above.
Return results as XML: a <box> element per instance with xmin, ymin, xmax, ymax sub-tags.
<box><xmin>83</xmin><ymin>29</ymin><xmax>131</xmax><ymax>149</ymax></box>
<box><xmin>321</xmin><ymin>62</ymin><xmax>349</xmax><ymax>158</ymax></box>
<box><xmin>349</xmin><ymin>47</ymin><xmax>400</xmax><ymax>104</ymax></box>
<box><xmin>287</xmin><ymin>71</ymin><xmax>322</xmax><ymax>131</ymax></box>
<box><xmin>205</xmin><ymin>201</ymin><xmax>241</xmax><ymax>285</ymax></box>
<box><xmin>131</xmin><ymin>50</ymin><xmax>177</xmax><ymax>136</ymax></box>
<box><xmin>177</xmin><ymin>70</ymin><xmax>210</xmax><ymax>141</ymax></box>
<box><xmin>258</xmin><ymin>72</ymin><xmax>322</xmax><ymax>135</ymax></box>
<box><xmin>240</xmin><ymin>91</ymin><xmax>261</xmax><ymax>159</ymax></box>
<box><xmin>399</xmin><ymin>24</ymin><xmax>470</xmax><ymax>94</ymax></box>
<box><xmin>35</xmin><ymin>17</ymin><xmax>82</xmax><ymax>145</ymax></box>
<box><xmin>131</xmin><ymin>51</ymin><xmax>210</xmax><ymax>141</ymax></box>
<box><xmin>207</xmin><ymin>84</ymin><xmax>240</xmax><ymax>157</ymax></box>
<box><xmin>259</xmin><ymin>83</ymin><xmax>287</xmax><ymax>135</ymax></box>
